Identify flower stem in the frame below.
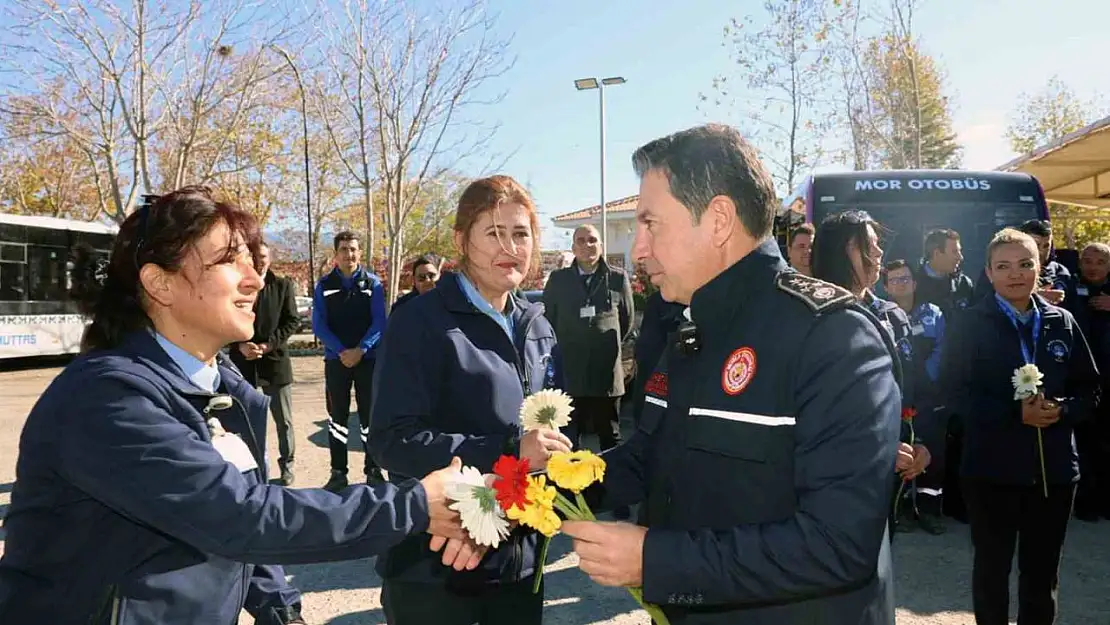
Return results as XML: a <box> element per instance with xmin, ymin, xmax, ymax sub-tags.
<box><xmin>1037</xmin><ymin>429</ymin><xmax>1048</xmax><ymax>498</ymax></box>
<box><xmin>533</xmin><ymin>535</ymin><xmax>552</xmax><ymax>594</ymax></box>
<box><xmin>627</xmin><ymin>585</ymin><xmax>672</xmax><ymax>625</ymax></box>
<box><xmin>575</xmin><ymin>492</ymin><xmax>597</xmax><ymax>521</ymax></box>
<box><xmin>553</xmin><ymin>492</ymin><xmax>583</xmax><ymax>519</ymax></box>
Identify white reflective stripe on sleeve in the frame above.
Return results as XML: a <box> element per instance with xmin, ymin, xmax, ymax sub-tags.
<box><xmin>688</xmin><ymin>407</ymin><xmax>796</xmax><ymax>427</ymax></box>
<box><xmin>917</xmin><ymin>488</ymin><xmax>943</xmax><ymax>496</ymax></box>
<box><xmin>361</xmin><ymin>289</ymin><xmax>373</xmax><ymax>296</ymax></box>
<box><xmin>323</xmin><ymin>289</ymin><xmax>341</xmax><ymax>296</ymax></box>
<box><xmin>645</xmin><ymin>396</ymin><xmax>668</xmax><ymax>408</ymax></box>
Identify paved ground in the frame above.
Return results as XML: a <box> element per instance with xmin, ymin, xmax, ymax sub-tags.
<box><xmin>1</xmin><ymin>355</ymin><xmax>1108</xmax><ymax>624</ymax></box>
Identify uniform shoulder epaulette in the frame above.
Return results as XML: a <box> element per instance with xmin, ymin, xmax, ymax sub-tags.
<box><xmin>774</xmin><ymin>272</ymin><xmax>857</xmax><ymax>314</ymax></box>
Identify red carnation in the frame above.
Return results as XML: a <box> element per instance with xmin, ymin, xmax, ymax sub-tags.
<box><xmin>901</xmin><ymin>407</ymin><xmax>917</xmax><ymax>422</ymax></box>
<box><xmin>492</xmin><ymin>455</ymin><xmax>531</xmax><ymax>512</ymax></box>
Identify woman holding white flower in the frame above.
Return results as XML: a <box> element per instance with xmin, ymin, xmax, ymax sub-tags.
<box><xmin>941</xmin><ymin>227</ymin><xmax>1098</xmax><ymax>625</ymax></box>
<box><xmin>369</xmin><ymin>175</ymin><xmax>572</xmax><ymax>625</ymax></box>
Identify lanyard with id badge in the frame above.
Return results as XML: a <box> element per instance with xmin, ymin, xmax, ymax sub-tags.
<box><xmin>205</xmin><ymin>395</ymin><xmax>259</xmax><ymax>473</ymax></box>
<box><xmin>579</xmin><ymin>270</ymin><xmax>611</xmax><ymax>322</ymax></box>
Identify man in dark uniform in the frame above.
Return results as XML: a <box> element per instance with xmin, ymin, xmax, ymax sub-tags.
<box><xmin>313</xmin><ymin>231</ymin><xmax>387</xmax><ymax>491</ymax></box>
<box><xmin>914</xmin><ymin>228</ymin><xmax>974</xmax><ymax>523</ymax></box>
<box><xmin>229</xmin><ymin>242</ymin><xmax>302</xmax><ymax>486</ymax></box>
<box><xmin>1068</xmin><ymin>242</ymin><xmax>1110</xmax><ymax>521</ymax></box>
<box><xmin>629</xmin><ymin>289</ymin><xmax>686</xmax><ymax>425</ymax></box>
<box><xmin>914</xmin><ymin>228</ymin><xmax>975</xmax><ymax>318</ymax></box>
<box><xmin>562</xmin><ymin>124</ymin><xmax>901</xmax><ymax>625</ymax></box>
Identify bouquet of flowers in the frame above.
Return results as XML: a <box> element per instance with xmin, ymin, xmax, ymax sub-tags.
<box><xmin>1012</xmin><ymin>363</ymin><xmax>1049</xmax><ymax>497</ymax></box>
<box><xmin>444</xmin><ymin>388</ymin><xmax>670</xmax><ymax>624</ymax></box>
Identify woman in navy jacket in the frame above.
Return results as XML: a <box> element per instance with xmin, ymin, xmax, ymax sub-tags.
<box><xmin>0</xmin><ymin>187</ymin><xmax>474</xmax><ymax>625</ymax></box>
<box><xmin>941</xmin><ymin>227</ymin><xmax>1098</xmax><ymax>625</ymax></box>
<box><xmin>369</xmin><ymin>175</ymin><xmax>572</xmax><ymax>625</ymax></box>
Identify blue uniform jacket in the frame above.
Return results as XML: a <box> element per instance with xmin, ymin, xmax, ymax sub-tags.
<box><xmin>866</xmin><ymin>293</ymin><xmax>915</xmax><ymax>411</ymax></box>
<box><xmin>312</xmin><ymin>265</ymin><xmax>387</xmax><ymax>361</ymax></box>
<box><xmin>0</xmin><ymin>331</ymin><xmax>431</xmax><ymax>625</ymax></box>
<box><xmin>586</xmin><ymin>242</ymin><xmax>900</xmax><ymax>625</ymax></box>
<box><xmin>369</xmin><ymin>271</ymin><xmax>560</xmax><ymax>588</ymax></box>
<box><xmin>941</xmin><ymin>294</ymin><xmax>1099</xmax><ymax>486</ymax></box>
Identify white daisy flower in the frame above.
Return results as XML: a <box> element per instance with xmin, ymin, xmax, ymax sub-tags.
<box><xmin>1012</xmin><ymin>363</ymin><xmax>1044</xmax><ymax>400</ymax></box>
<box><xmin>519</xmin><ymin>388</ymin><xmax>574</xmax><ymax>431</ymax></box>
<box><xmin>445</xmin><ymin>466</ymin><xmax>510</xmax><ymax>548</ymax></box>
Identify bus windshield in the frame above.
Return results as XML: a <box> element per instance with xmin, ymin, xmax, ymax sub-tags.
<box><xmin>803</xmin><ymin>170</ymin><xmax>1049</xmax><ymax>280</ymax></box>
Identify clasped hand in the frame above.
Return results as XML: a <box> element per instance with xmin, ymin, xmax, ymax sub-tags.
<box><xmin>895</xmin><ymin>442</ymin><xmax>930</xmax><ymax>480</ymax></box>
<box><xmin>419</xmin><ymin>457</ymin><xmax>488</xmax><ymax>572</ymax></box>
<box><xmin>1022</xmin><ymin>393</ymin><xmax>1061</xmax><ymax>428</ymax></box>
<box><xmin>237</xmin><ymin>342</ymin><xmax>268</xmax><ymax>360</ymax></box>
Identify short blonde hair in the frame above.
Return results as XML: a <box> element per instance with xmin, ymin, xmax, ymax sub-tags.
<box><xmin>1081</xmin><ymin>242</ymin><xmax>1110</xmax><ymax>258</ymax></box>
<box><xmin>986</xmin><ymin>228</ymin><xmax>1040</xmax><ymax>267</ymax></box>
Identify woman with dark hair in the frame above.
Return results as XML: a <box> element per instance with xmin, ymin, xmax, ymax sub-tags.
<box><xmin>369</xmin><ymin>175</ymin><xmax>572</xmax><ymax>625</ymax></box>
<box><xmin>942</xmin><ymin>228</ymin><xmax>1097</xmax><ymax>625</ymax></box>
<box><xmin>0</xmin><ymin>186</ymin><xmax>477</xmax><ymax>625</ymax></box>
<box><xmin>812</xmin><ymin>210</ymin><xmax>931</xmax><ymax>530</ymax></box>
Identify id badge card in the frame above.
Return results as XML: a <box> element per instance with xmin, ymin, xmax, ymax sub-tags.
<box><xmin>579</xmin><ymin>305</ymin><xmax>596</xmax><ymax>319</ymax></box>
<box><xmin>1077</xmin><ymin>286</ymin><xmax>1089</xmax><ymax>297</ymax></box>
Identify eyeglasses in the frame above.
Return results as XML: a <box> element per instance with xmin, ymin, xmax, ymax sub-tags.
<box><xmin>887</xmin><ymin>276</ymin><xmax>912</xmax><ymax>286</ymax></box>
<box><xmin>415</xmin><ymin>272</ymin><xmax>438</xmax><ymax>282</ymax></box>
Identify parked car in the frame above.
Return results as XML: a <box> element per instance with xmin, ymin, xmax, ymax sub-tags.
<box><xmin>295</xmin><ymin>296</ymin><xmax>313</xmax><ymax>333</ymax></box>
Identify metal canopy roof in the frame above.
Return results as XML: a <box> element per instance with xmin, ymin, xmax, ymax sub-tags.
<box><xmin>997</xmin><ymin>114</ymin><xmax>1110</xmax><ymax>208</ymax></box>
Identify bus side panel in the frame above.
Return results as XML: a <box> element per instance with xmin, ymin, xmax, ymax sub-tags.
<box><xmin>0</xmin><ymin>314</ymin><xmax>87</xmax><ymax>358</ymax></box>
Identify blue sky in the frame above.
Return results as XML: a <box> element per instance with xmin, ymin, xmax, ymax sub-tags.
<box><xmin>475</xmin><ymin>0</ymin><xmax>1109</xmax><ymax>249</ymax></box>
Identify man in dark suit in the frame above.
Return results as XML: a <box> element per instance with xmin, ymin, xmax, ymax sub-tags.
<box><xmin>543</xmin><ymin>224</ymin><xmax>635</xmax><ymax>518</ymax></box>
<box><xmin>230</xmin><ymin>242</ymin><xmax>301</xmax><ymax>486</ymax></box>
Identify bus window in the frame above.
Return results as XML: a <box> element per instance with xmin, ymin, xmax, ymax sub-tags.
<box><xmin>804</xmin><ymin>171</ymin><xmax>1049</xmax><ymax>281</ymax></box>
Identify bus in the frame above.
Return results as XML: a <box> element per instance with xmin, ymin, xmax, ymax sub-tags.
<box><xmin>778</xmin><ymin>170</ymin><xmax>1051</xmax><ymax>281</ymax></box>
<box><xmin>0</xmin><ymin>213</ymin><xmax>117</xmax><ymax>360</ymax></box>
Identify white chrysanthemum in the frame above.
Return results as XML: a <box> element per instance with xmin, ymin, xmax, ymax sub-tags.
<box><xmin>445</xmin><ymin>466</ymin><xmax>510</xmax><ymax>548</ymax></box>
<box><xmin>1012</xmin><ymin>364</ymin><xmax>1044</xmax><ymax>400</ymax></box>
<box><xmin>519</xmin><ymin>388</ymin><xmax>574</xmax><ymax>431</ymax></box>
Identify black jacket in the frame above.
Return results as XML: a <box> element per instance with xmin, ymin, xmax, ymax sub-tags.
<box><xmin>941</xmin><ymin>294</ymin><xmax>1099</xmax><ymax>486</ymax></box>
<box><xmin>913</xmin><ymin>261</ymin><xmax>975</xmax><ymax>319</ymax></box>
<box><xmin>229</xmin><ymin>272</ymin><xmax>300</xmax><ymax>387</ymax></box>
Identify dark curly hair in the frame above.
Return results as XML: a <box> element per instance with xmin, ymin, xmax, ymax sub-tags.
<box><xmin>70</xmin><ymin>186</ymin><xmax>263</xmax><ymax>352</ymax></box>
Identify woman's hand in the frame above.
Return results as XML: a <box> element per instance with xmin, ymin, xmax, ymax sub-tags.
<box><xmin>900</xmin><ymin>444</ymin><xmax>931</xmax><ymax>481</ymax></box>
<box><xmin>420</xmin><ymin>457</ymin><xmax>466</xmax><ymax>541</ymax></box>
<box><xmin>895</xmin><ymin>442</ymin><xmax>914</xmax><ymax>473</ymax></box>
<box><xmin>1021</xmin><ymin>394</ymin><xmax>1060</xmax><ymax>428</ymax></box>
<box><xmin>519</xmin><ymin>428</ymin><xmax>573</xmax><ymax>470</ymax></box>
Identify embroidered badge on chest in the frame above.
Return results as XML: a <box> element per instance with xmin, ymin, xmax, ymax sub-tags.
<box><xmin>1047</xmin><ymin>339</ymin><xmax>1069</xmax><ymax>363</ymax></box>
<box><xmin>722</xmin><ymin>347</ymin><xmax>757</xmax><ymax>396</ymax></box>
<box><xmin>645</xmin><ymin>371</ymin><xmax>669</xmax><ymax>397</ymax></box>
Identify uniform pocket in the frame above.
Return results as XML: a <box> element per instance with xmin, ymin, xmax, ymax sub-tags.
<box><xmin>686</xmin><ymin>407</ymin><xmax>796</xmax><ymax>462</ymax></box>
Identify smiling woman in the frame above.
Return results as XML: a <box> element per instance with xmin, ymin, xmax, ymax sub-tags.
<box><xmin>0</xmin><ymin>185</ymin><xmax>479</xmax><ymax>625</ymax></box>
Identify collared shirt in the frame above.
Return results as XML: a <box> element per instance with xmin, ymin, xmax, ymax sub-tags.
<box><xmin>994</xmin><ymin>293</ymin><xmax>1036</xmax><ymax>325</ymax></box>
<box><xmin>154</xmin><ymin>332</ymin><xmax>220</xmax><ymax>393</ymax></box>
<box><xmin>457</xmin><ymin>272</ymin><xmax>515</xmax><ymax>340</ymax></box>
<box><xmin>922</xmin><ymin>262</ymin><xmax>942</xmax><ymax>279</ymax></box>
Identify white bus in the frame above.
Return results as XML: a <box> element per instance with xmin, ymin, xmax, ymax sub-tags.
<box><xmin>0</xmin><ymin>212</ymin><xmax>117</xmax><ymax>360</ymax></box>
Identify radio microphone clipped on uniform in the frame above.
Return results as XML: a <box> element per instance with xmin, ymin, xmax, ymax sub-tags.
<box><xmin>205</xmin><ymin>395</ymin><xmax>234</xmax><ymax>414</ymax></box>
<box><xmin>674</xmin><ymin>307</ymin><xmax>701</xmax><ymax>356</ymax></box>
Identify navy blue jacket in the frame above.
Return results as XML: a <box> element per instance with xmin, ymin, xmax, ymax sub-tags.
<box><xmin>312</xmin><ymin>265</ymin><xmax>387</xmax><ymax>361</ymax></box>
<box><xmin>0</xmin><ymin>331</ymin><xmax>431</xmax><ymax>625</ymax></box>
<box><xmin>865</xmin><ymin>292</ymin><xmax>915</xmax><ymax>410</ymax></box>
<box><xmin>914</xmin><ymin>261</ymin><xmax>975</xmax><ymax>319</ymax></box>
<box><xmin>630</xmin><ymin>291</ymin><xmax>686</xmax><ymax>423</ymax></box>
<box><xmin>941</xmin><ymin>295</ymin><xmax>1099</xmax><ymax>486</ymax></box>
<box><xmin>369</xmin><ymin>271</ymin><xmax>560</xmax><ymax>588</ymax></box>
<box><xmin>587</xmin><ymin>243</ymin><xmax>899</xmax><ymax>624</ymax></box>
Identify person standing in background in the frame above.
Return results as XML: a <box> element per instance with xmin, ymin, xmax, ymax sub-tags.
<box><xmin>915</xmin><ymin>228</ymin><xmax>975</xmax><ymax>317</ymax></box>
<box><xmin>229</xmin><ymin>242</ymin><xmax>301</xmax><ymax>486</ymax></box>
<box><xmin>787</xmin><ymin>222</ymin><xmax>814</xmax><ymax>277</ymax></box>
<box><xmin>1066</xmin><ymin>242</ymin><xmax>1110</xmax><ymax>521</ymax></box>
<box><xmin>391</xmin><ymin>255</ymin><xmax>441</xmax><ymax>313</ymax></box>
<box><xmin>313</xmin><ymin>231</ymin><xmax>387</xmax><ymax>492</ymax></box>
<box><xmin>883</xmin><ymin>259</ymin><xmax>948</xmax><ymax>534</ymax></box>
<box><xmin>629</xmin><ymin>289</ymin><xmax>685</xmax><ymax>425</ymax></box>
<box><xmin>941</xmin><ymin>227</ymin><xmax>1097</xmax><ymax>625</ymax></box>
<box><xmin>542</xmin><ymin>224</ymin><xmax>635</xmax><ymax>518</ymax></box>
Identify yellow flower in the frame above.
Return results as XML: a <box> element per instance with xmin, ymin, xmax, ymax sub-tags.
<box><xmin>506</xmin><ymin>475</ymin><xmax>562</xmax><ymax>537</ymax></box>
<box><xmin>547</xmin><ymin>450</ymin><xmax>606</xmax><ymax>493</ymax></box>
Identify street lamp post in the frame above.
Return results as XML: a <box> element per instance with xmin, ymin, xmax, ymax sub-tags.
<box><xmin>574</xmin><ymin>76</ymin><xmax>626</xmax><ymax>255</ymax></box>
<box><xmin>271</xmin><ymin>45</ymin><xmax>314</xmax><ymax>294</ymax></box>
